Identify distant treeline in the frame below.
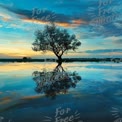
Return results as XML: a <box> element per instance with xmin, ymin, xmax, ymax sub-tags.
<box><xmin>0</xmin><ymin>58</ymin><xmax>122</xmax><ymax>63</ymax></box>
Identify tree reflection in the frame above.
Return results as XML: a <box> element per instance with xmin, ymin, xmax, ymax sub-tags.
<box><xmin>32</xmin><ymin>63</ymin><xmax>82</xmax><ymax>99</ymax></box>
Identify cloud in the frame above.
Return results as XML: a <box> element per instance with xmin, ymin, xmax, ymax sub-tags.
<box><xmin>0</xmin><ymin>24</ymin><xmax>3</xmax><ymax>28</ymax></box>
<box><xmin>105</xmin><ymin>36</ymin><xmax>122</xmax><ymax>45</ymax></box>
<box><xmin>0</xmin><ymin>4</ymin><xmax>87</xmax><ymax>28</ymax></box>
<box><xmin>84</xmin><ymin>0</ymin><xmax>122</xmax><ymax>38</ymax></box>
<box><xmin>114</xmin><ymin>21</ymin><xmax>122</xmax><ymax>29</ymax></box>
<box><xmin>23</xmin><ymin>18</ymin><xmax>87</xmax><ymax>28</ymax></box>
<box><xmin>115</xmin><ymin>39</ymin><xmax>122</xmax><ymax>44</ymax></box>
<box><xmin>85</xmin><ymin>49</ymin><xmax>122</xmax><ymax>54</ymax></box>
<box><xmin>0</xmin><ymin>6</ymin><xmax>12</xmax><ymax>20</ymax></box>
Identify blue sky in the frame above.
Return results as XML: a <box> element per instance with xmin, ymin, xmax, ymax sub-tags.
<box><xmin>0</xmin><ymin>0</ymin><xmax>122</xmax><ymax>59</ymax></box>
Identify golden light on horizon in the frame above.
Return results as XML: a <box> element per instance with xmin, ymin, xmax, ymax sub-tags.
<box><xmin>0</xmin><ymin>46</ymin><xmax>55</xmax><ymax>58</ymax></box>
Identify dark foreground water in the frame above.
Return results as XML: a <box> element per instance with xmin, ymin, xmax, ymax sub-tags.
<box><xmin>0</xmin><ymin>62</ymin><xmax>122</xmax><ymax>122</ymax></box>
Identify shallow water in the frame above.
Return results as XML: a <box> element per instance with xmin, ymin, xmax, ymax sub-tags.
<box><xmin>0</xmin><ymin>62</ymin><xmax>122</xmax><ymax>122</ymax></box>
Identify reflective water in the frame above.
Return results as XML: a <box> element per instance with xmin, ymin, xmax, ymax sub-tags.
<box><xmin>0</xmin><ymin>62</ymin><xmax>122</xmax><ymax>122</ymax></box>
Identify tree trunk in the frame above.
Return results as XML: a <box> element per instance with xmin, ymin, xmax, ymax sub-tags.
<box><xmin>57</xmin><ymin>56</ymin><xmax>62</xmax><ymax>65</ymax></box>
<box><xmin>58</xmin><ymin>56</ymin><xmax>62</xmax><ymax>61</ymax></box>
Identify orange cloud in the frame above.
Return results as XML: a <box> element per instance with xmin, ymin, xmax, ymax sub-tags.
<box><xmin>0</xmin><ymin>12</ymin><xmax>11</xmax><ymax>20</ymax></box>
<box><xmin>21</xmin><ymin>95</ymin><xmax>43</xmax><ymax>100</ymax></box>
<box><xmin>55</xmin><ymin>22</ymin><xmax>71</xmax><ymax>27</ymax></box>
<box><xmin>72</xmin><ymin>19</ymin><xmax>87</xmax><ymax>25</ymax></box>
<box><xmin>0</xmin><ymin>97</ymin><xmax>11</xmax><ymax>105</ymax></box>
<box><xmin>23</xmin><ymin>18</ymin><xmax>86</xmax><ymax>28</ymax></box>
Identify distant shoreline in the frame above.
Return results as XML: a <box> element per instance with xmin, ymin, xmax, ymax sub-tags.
<box><xmin>0</xmin><ymin>58</ymin><xmax>121</xmax><ymax>63</ymax></box>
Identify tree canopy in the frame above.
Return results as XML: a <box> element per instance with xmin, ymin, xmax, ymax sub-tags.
<box><xmin>32</xmin><ymin>23</ymin><xmax>81</xmax><ymax>61</ymax></box>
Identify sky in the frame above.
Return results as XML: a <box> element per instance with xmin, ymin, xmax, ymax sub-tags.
<box><xmin>0</xmin><ymin>0</ymin><xmax>122</xmax><ymax>59</ymax></box>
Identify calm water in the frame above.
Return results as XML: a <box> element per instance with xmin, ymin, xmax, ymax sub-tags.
<box><xmin>0</xmin><ymin>62</ymin><xmax>122</xmax><ymax>122</ymax></box>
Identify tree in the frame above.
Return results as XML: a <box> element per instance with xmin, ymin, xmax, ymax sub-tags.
<box><xmin>23</xmin><ymin>57</ymin><xmax>28</xmax><ymax>60</ymax></box>
<box><xmin>32</xmin><ymin>23</ymin><xmax>81</xmax><ymax>62</ymax></box>
<box><xmin>32</xmin><ymin>63</ymin><xmax>82</xmax><ymax>99</ymax></box>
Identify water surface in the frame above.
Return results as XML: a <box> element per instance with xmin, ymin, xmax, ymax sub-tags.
<box><xmin>0</xmin><ymin>62</ymin><xmax>122</xmax><ymax>122</ymax></box>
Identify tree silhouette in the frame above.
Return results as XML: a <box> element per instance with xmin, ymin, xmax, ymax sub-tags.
<box><xmin>32</xmin><ymin>63</ymin><xmax>82</xmax><ymax>99</ymax></box>
<box><xmin>32</xmin><ymin>23</ymin><xmax>81</xmax><ymax>62</ymax></box>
